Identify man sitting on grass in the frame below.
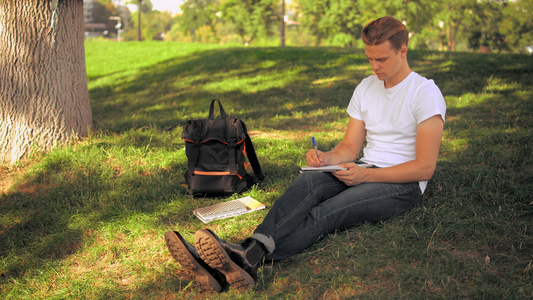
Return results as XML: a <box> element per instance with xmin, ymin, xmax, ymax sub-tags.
<box><xmin>165</xmin><ymin>16</ymin><xmax>447</xmax><ymax>293</ymax></box>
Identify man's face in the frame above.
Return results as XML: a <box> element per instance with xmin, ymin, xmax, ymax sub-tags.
<box><xmin>364</xmin><ymin>40</ymin><xmax>408</xmax><ymax>88</ymax></box>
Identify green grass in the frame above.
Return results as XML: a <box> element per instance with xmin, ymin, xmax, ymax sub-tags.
<box><xmin>1</xmin><ymin>40</ymin><xmax>532</xmax><ymax>299</ymax></box>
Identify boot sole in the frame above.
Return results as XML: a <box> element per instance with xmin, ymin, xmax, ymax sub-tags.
<box><xmin>164</xmin><ymin>231</ymin><xmax>223</xmax><ymax>292</ymax></box>
<box><xmin>194</xmin><ymin>229</ymin><xmax>255</xmax><ymax>292</ymax></box>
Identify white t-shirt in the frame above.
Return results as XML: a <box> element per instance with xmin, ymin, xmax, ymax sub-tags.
<box><xmin>347</xmin><ymin>72</ymin><xmax>446</xmax><ymax>193</ymax></box>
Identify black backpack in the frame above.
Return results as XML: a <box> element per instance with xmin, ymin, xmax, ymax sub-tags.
<box><xmin>182</xmin><ymin>99</ymin><xmax>265</xmax><ymax>196</ymax></box>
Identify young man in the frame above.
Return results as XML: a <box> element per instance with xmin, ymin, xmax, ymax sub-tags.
<box><xmin>165</xmin><ymin>16</ymin><xmax>446</xmax><ymax>293</ymax></box>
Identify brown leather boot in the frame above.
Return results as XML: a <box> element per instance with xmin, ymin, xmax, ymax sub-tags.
<box><xmin>164</xmin><ymin>231</ymin><xmax>228</xmax><ymax>292</ymax></box>
<box><xmin>194</xmin><ymin>229</ymin><xmax>266</xmax><ymax>292</ymax></box>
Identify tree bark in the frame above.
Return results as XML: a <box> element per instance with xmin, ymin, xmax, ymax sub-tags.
<box><xmin>0</xmin><ymin>0</ymin><xmax>92</xmax><ymax>164</ymax></box>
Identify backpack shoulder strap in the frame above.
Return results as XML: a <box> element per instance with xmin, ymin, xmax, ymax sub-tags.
<box><xmin>241</xmin><ymin>122</ymin><xmax>265</xmax><ymax>181</ymax></box>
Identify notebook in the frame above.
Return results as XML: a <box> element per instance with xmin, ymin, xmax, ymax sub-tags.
<box><xmin>193</xmin><ymin>196</ymin><xmax>266</xmax><ymax>224</ymax></box>
<box><xmin>300</xmin><ymin>164</ymin><xmax>372</xmax><ymax>172</ymax></box>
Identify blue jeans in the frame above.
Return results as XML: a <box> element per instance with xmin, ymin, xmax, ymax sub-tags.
<box><xmin>252</xmin><ymin>171</ymin><xmax>421</xmax><ymax>260</ymax></box>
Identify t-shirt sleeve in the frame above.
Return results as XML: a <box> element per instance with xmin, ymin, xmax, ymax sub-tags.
<box><xmin>412</xmin><ymin>80</ymin><xmax>447</xmax><ymax>125</ymax></box>
<box><xmin>346</xmin><ymin>78</ymin><xmax>368</xmax><ymax>121</ymax></box>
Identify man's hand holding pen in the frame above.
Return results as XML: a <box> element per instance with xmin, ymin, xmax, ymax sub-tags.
<box><xmin>306</xmin><ymin>148</ymin><xmax>325</xmax><ymax>167</ymax></box>
<box><xmin>307</xmin><ymin>137</ymin><xmax>326</xmax><ymax>167</ymax></box>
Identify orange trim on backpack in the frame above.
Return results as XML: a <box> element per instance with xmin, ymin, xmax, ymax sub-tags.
<box><xmin>242</xmin><ymin>143</ymin><xmax>248</xmax><ymax>171</ymax></box>
<box><xmin>193</xmin><ymin>171</ymin><xmax>243</xmax><ymax>179</ymax></box>
<box><xmin>193</xmin><ymin>171</ymin><xmax>230</xmax><ymax>176</ymax></box>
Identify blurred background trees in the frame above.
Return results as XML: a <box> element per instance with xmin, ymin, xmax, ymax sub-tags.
<box><xmin>85</xmin><ymin>0</ymin><xmax>532</xmax><ymax>53</ymax></box>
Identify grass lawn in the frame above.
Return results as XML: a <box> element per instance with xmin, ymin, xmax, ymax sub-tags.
<box><xmin>1</xmin><ymin>41</ymin><xmax>532</xmax><ymax>299</ymax></box>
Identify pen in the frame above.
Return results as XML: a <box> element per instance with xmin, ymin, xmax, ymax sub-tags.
<box><xmin>312</xmin><ymin>137</ymin><xmax>319</xmax><ymax>159</ymax></box>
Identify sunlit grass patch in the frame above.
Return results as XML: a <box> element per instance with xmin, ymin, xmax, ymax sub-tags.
<box><xmin>203</xmin><ymin>65</ymin><xmax>307</xmax><ymax>93</ymax></box>
<box><xmin>312</xmin><ymin>76</ymin><xmax>349</xmax><ymax>86</ymax></box>
<box><xmin>484</xmin><ymin>76</ymin><xmax>522</xmax><ymax>92</ymax></box>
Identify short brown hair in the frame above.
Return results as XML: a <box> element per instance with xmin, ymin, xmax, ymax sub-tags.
<box><xmin>362</xmin><ymin>16</ymin><xmax>409</xmax><ymax>51</ymax></box>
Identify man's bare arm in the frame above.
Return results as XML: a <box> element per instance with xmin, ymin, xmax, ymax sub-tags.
<box><xmin>306</xmin><ymin>117</ymin><xmax>366</xmax><ymax>167</ymax></box>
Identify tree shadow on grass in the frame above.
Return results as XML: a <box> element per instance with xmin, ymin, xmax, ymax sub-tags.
<box><xmin>89</xmin><ymin>47</ymin><xmax>533</xmax><ymax>133</ymax></box>
<box><xmin>89</xmin><ymin>47</ymin><xmax>368</xmax><ymax>132</ymax></box>
<box><xmin>0</xmin><ymin>128</ymin><xmax>302</xmax><ymax>288</ymax></box>
<box><xmin>0</xmin><ymin>160</ymin><xmax>180</xmax><ymax>276</ymax></box>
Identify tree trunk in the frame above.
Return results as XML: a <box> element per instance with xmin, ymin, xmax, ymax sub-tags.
<box><xmin>447</xmin><ymin>21</ymin><xmax>459</xmax><ymax>52</ymax></box>
<box><xmin>280</xmin><ymin>0</ymin><xmax>285</xmax><ymax>47</ymax></box>
<box><xmin>137</xmin><ymin>0</ymin><xmax>142</xmax><ymax>41</ymax></box>
<box><xmin>0</xmin><ymin>0</ymin><xmax>92</xmax><ymax>164</ymax></box>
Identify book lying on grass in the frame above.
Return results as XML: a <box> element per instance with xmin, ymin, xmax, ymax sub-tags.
<box><xmin>300</xmin><ymin>164</ymin><xmax>372</xmax><ymax>173</ymax></box>
<box><xmin>193</xmin><ymin>196</ymin><xmax>266</xmax><ymax>224</ymax></box>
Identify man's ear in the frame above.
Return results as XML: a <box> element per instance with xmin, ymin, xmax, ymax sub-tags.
<box><xmin>400</xmin><ymin>45</ymin><xmax>408</xmax><ymax>57</ymax></box>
